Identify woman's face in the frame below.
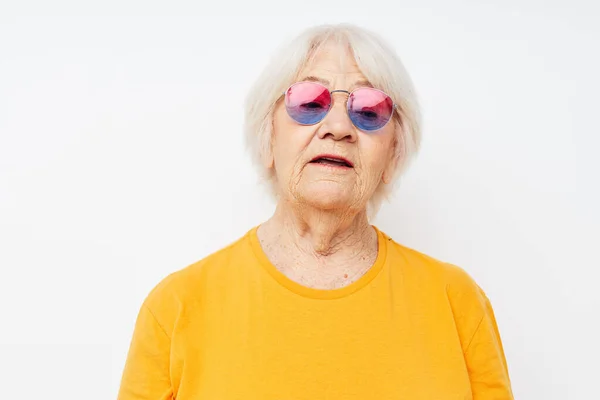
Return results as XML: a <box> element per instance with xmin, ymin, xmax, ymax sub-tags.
<box><xmin>269</xmin><ymin>42</ymin><xmax>398</xmax><ymax>211</ymax></box>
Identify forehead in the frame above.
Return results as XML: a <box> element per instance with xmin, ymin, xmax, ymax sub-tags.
<box><xmin>296</xmin><ymin>41</ymin><xmax>370</xmax><ymax>87</ymax></box>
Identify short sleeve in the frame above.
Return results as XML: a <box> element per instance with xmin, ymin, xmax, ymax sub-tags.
<box><xmin>117</xmin><ymin>303</ymin><xmax>173</xmax><ymax>400</ymax></box>
<box><xmin>464</xmin><ymin>291</ymin><xmax>514</xmax><ymax>400</ymax></box>
<box><xmin>444</xmin><ymin>264</ymin><xmax>513</xmax><ymax>399</ymax></box>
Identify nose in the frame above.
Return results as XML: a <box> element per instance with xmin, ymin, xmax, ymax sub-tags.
<box><xmin>317</xmin><ymin>92</ymin><xmax>357</xmax><ymax>142</ymax></box>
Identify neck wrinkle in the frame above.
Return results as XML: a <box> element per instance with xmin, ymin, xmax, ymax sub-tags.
<box><xmin>267</xmin><ymin>198</ymin><xmax>373</xmax><ymax>257</ymax></box>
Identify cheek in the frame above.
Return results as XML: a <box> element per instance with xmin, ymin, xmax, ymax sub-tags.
<box><xmin>272</xmin><ymin>107</ymin><xmax>294</xmax><ymax>158</ymax></box>
<box><xmin>271</xmin><ymin>107</ymin><xmax>312</xmax><ymax>175</ymax></box>
<box><xmin>362</xmin><ymin>134</ymin><xmax>395</xmax><ymax>171</ymax></box>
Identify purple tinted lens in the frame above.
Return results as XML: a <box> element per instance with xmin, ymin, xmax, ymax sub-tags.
<box><xmin>285</xmin><ymin>82</ymin><xmax>331</xmax><ymax>125</ymax></box>
<box><xmin>348</xmin><ymin>88</ymin><xmax>394</xmax><ymax>131</ymax></box>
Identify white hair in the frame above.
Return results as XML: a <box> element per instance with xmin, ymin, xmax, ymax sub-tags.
<box><xmin>244</xmin><ymin>23</ymin><xmax>422</xmax><ymax>217</ymax></box>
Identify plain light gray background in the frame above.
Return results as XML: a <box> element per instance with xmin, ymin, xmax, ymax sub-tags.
<box><xmin>1</xmin><ymin>1</ymin><xmax>599</xmax><ymax>399</ymax></box>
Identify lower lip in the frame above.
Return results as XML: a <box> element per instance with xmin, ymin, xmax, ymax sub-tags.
<box><xmin>309</xmin><ymin>162</ymin><xmax>353</xmax><ymax>170</ymax></box>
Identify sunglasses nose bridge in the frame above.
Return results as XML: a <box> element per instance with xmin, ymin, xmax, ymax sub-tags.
<box><xmin>328</xmin><ymin>89</ymin><xmax>351</xmax><ymax>112</ymax></box>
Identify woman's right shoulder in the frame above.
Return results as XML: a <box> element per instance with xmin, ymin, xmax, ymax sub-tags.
<box><xmin>140</xmin><ymin>229</ymin><xmax>254</xmax><ymax>326</ymax></box>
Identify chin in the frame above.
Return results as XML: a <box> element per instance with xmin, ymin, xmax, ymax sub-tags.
<box><xmin>296</xmin><ymin>182</ymin><xmax>359</xmax><ymax>211</ymax></box>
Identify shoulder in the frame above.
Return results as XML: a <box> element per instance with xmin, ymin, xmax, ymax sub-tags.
<box><xmin>379</xmin><ymin>227</ymin><xmax>488</xmax><ymax>307</ymax></box>
<box><xmin>140</xmin><ymin>229</ymin><xmax>254</xmax><ymax>333</ymax></box>
<box><xmin>379</xmin><ymin>228</ymin><xmax>492</xmax><ymax>332</ymax></box>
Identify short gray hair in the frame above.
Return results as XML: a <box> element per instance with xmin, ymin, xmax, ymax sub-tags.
<box><xmin>244</xmin><ymin>23</ymin><xmax>422</xmax><ymax>216</ymax></box>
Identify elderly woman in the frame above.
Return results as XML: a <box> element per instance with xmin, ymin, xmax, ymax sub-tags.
<box><xmin>118</xmin><ymin>24</ymin><xmax>513</xmax><ymax>399</ymax></box>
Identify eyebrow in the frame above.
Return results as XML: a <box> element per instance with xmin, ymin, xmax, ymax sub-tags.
<box><xmin>300</xmin><ymin>75</ymin><xmax>330</xmax><ymax>86</ymax></box>
<box><xmin>299</xmin><ymin>75</ymin><xmax>375</xmax><ymax>89</ymax></box>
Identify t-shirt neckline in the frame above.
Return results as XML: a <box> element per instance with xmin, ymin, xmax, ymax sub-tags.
<box><xmin>248</xmin><ymin>225</ymin><xmax>388</xmax><ymax>300</ymax></box>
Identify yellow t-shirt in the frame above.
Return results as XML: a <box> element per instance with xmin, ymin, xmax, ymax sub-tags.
<box><xmin>118</xmin><ymin>226</ymin><xmax>513</xmax><ymax>400</ymax></box>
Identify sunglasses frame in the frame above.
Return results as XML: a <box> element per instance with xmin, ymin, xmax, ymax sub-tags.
<box><xmin>282</xmin><ymin>81</ymin><xmax>399</xmax><ymax>131</ymax></box>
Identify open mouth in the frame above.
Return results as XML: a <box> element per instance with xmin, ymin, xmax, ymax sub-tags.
<box><xmin>309</xmin><ymin>154</ymin><xmax>354</xmax><ymax>168</ymax></box>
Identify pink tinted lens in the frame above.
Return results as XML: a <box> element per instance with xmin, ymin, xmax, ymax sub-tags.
<box><xmin>348</xmin><ymin>88</ymin><xmax>394</xmax><ymax>131</ymax></box>
<box><xmin>285</xmin><ymin>82</ymin><xmax>332</xmax><ymax>125</ymax></box>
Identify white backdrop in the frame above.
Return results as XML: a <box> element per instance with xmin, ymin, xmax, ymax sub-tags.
<box><xmin>1</xmin><ymin>1</ymin><xmax>599</xmax><ymax>399</ymax></box>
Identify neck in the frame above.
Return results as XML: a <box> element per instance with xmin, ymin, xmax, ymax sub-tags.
<box><xmin>262</xmin><ymin>199</ymin><xmax>374</xmax><ymax>256</ymax></box>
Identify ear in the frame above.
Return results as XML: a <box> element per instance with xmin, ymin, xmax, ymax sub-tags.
<box><xmin>263</xmin><ymin>149</ymin><xmax>274</xmax><ymax>169</ymax></box>
<box><xmin>263</xmin><ymin>117</ymin><xmax>276</xmax><ymax>169</ymax></box>
<box><xmin>383</xmin><ymin>124</ymin><xmax>404</xmax><ymax>184</ymax></box>
<box><xmin>382</xmin><ymin>155</ymin><xmax>397</xmax><ymax>184</ymax></box>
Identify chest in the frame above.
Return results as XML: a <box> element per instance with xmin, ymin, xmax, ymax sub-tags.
<box><xmin>170</xmin><ymin>290</ymin><xmax>473</xmax><ymax>400</ymax></box>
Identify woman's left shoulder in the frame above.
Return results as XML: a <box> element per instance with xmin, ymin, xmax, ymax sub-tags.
<box><xmin>380</xmin><ymin>229</ymin><xmax>485</xmax><ymax>296</ymax></box>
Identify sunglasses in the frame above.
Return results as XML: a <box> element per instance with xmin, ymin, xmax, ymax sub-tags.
<box><xmin>284</xmin><ymin>81</ymin><xmax>396</xmax><ymax>132</ymax></box>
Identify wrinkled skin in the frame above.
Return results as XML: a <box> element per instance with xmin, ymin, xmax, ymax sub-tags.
<box><xmin>267</xmin><ymin>42</ymin><xmax>398</xmax><ymax>213</ymax></box>
<box><xmin>257</xmin><ymin>41</ymin><xmax>401</xmax><ymax>288</ymax></box>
